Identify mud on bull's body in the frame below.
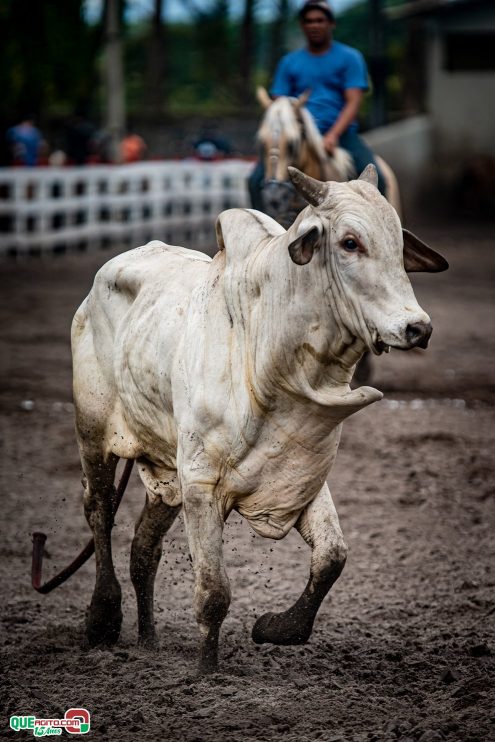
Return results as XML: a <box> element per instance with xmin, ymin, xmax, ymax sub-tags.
<box><xmin>72</xmin><ymin>166</ymin><xmax>448</xmax><ymax>673</ymax></box>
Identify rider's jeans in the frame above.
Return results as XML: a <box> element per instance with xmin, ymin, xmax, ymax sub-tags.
<box><xmin>339</xmin><ymin>129</ymin><xmax>386</xmax><ymax>195</ymax></box>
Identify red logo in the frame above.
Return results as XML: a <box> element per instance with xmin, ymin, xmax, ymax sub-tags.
<box><xmin>65</xmin><ymin>709</ymin><xmax>90</xmax><ymax>735</ymax></box>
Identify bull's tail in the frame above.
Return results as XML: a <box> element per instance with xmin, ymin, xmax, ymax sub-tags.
<box><xmin>31</xmin><ymin>459</ymin><xmax>134</xmax><ymax>594</ymax></box>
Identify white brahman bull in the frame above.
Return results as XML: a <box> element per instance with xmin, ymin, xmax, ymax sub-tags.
<box><xmin>72</xmin><ymin>165</ymin><xmax>447</xmax><ymax>673</ymax></box>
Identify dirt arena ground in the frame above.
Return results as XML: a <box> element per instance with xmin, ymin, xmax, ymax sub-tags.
<box><xmin>0</xmin><ymin>220</ymin><xmax>494</xmax><ymax>741</ymax></box>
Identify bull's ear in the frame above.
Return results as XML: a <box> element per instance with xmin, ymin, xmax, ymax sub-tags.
<box><xmin>288</xmin><ymin>222</ymin><xmax>321</xmax><ymax>265</ymax></box>
<box><xmin>403</xmin><ymin>229</ymin><xmax>449</xmax><ymax>273</ymax></box>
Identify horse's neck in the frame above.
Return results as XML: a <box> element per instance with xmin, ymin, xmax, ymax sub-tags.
<box><xmin>298</xmin><ymin>110</ymin><xmax>353</xmax><ymax>183</ymax></box>
<box><xmin>299</xmin><ymin>140</ymin><xmax>328</xmax><ymax>181</ymax></box>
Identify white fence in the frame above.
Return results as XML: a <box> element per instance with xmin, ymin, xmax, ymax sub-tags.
<box><xmin>0</xmin><ymin>160</ymin><xmax>254</xmax><ymax>257</ymax></box>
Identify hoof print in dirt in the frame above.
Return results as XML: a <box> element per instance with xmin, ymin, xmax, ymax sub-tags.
<box><xmin>85</xmin><ymin>604</ymin><xmax>122</xmax><ymax>647</ymax></box>
<box><xmin>439</xmin><ymin>668</ymin><xmax>458</xmax><ymax>684</ymax></box>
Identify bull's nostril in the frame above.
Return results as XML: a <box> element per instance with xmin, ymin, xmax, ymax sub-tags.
<box><xmin>405</xmin><ymin>321</ymin><xmax>432</xmax><ymax>349</ymax></box>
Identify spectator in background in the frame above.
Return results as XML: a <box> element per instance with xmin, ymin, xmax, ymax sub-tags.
<box><xmin>121</xmin><ymin>130</ymin><xmax>147</xmax><ymax>163</ymax></box>
<box><xmin>7</xmin><ymin>116</ymin><xmax>43</xmax><ymax>166</ymax></box>
<box><xmin>192</xmin><ymin>128</ymin><xmax>232</xmax><ymax>161</ymax></box>
<box><xmin>65</xmin><ymin>112</ymin><xmax>97</xmax><ymax>165</ymax></box>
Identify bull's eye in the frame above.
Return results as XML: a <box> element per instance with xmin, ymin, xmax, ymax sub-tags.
<box><xmin>342</xmin><ymin>238</ymin><xmax>358</xmax><ymax>252</ymax></box>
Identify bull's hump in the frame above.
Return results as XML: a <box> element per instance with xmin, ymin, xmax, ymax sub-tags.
<box><xmin>135</xmin><ymin>240</ymin><xmax>211</xmax><ymax>261</ymax></box>
<box><xmin>94</xmin><ymin>240</ymin><xmax>211</xmax><ymax>299</ymax></box>
<box><xmin>101</xmin><ymin>240</ymin><xmax>211</xmax><ymax>276</ymax></box>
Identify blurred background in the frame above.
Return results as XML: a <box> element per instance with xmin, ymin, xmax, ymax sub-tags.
<box><xmin>1</xmin><ymin>0</ymin><xmax>494</xmax><ymax>247</ymax></box>
<box><xmin>0</xmin><ymin>9</ymin><xmax>494</xmax><ymax>738</ymax></box>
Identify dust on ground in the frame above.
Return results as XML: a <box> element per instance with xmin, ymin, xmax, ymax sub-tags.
<box><xmin>0</xmin><ymin>221</ymin><xmax>494</xmax><ymax>741</ymax></box>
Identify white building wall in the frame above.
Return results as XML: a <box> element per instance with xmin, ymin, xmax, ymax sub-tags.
<box><xmin>363</xmin><ymin>115</ymin><xmax>434</xmax><ymax>215</ymax></box>
<box><xmin>426</xmin><ymin>8</ymin><xmax>495</xmax><ymax>156</ymax></box>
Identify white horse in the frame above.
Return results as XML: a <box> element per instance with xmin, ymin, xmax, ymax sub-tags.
<box><xmin>256</xmin><ymin>87</ymin><xmax>401</xmax><ymax>227</ymax></box>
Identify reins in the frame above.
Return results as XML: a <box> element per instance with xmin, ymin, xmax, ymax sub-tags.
<box><xmin>31</xmin><ymin>459</ymin><xmax>134</xmax><ymax>594</ymax></box>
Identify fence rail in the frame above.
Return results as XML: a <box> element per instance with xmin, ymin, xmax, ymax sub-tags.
<box><xmin>0</xmin><ymin>160</ymin><xmax>253</xmax><ymax>257</ymax></box>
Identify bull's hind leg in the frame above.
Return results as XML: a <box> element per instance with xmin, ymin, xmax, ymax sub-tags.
<box><xmin>252</xmin><ymin>482</ymin><xmax>347</xmax><ymax>645</ymax></box>
<box><xmin>81</xmin><ymin>451</ymin><xmax>123</xmax><ymax>647</ymax></box>
<box><xmin>130</xmin><ymin>492</ymin><xmax>181</xmax><ymax>648</ymax></box>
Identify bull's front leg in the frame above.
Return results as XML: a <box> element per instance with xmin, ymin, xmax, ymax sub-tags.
<box><xmin>182</xmin><ymin>482</ymin><xmax>231</xmax><ymax>674</ymax></box>
<box><xmin>252</xmin><ymin>482</ymin><xmax>348</xmax><ymax>645</ymax></box>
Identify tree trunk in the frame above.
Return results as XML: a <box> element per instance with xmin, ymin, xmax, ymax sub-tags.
<box><xmin>368</xmin><ymin>0</ymin><xmax>387</xmax><ymax>128</ymax></box>
<box><xmin>239</xmin><ymin>0</ymin><xmax>256</xmax><ymax>105</ymax></box>
<box><xmin>144</xmin><ymin>0</ymin><xmax>167</xmax><ymax>118</ymax></box>
<box><xmin>269</xmin><ymin>0</ymin><xmax>289</xmax><ymax>78</ymax></box>
<box><xmin>104</xmin><ymin>0</ymin><xmax>125</xmax><ymax>162</ymax></box>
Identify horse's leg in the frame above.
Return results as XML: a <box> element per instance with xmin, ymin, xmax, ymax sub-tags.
<box><xmin>183</xmin><ymin>484</ymin><xmax>231</xmax><ymax>674</ymax></box>
<box><xmin>252</xmin><ymin>482</ymin><xmax>347</xmax><ymax>645</ymax></box>
<box><xmin>353</xmin><ymin>350</ymin><xmax>372</xmax><ymax>385</ymax></box>
<box><xmin>130</xmin><ymin>492</ymin><xmax>181</xmax><ymax>648</ymax></box>
<box><xmin>248</xmin><ymin>159</ymin><xmax>266</xmax><ymax>211</ymax></box>
<box><xmin>81</xmin><ymin>449</ymin><xmax>122</xmax><ymax>646</ymax></box>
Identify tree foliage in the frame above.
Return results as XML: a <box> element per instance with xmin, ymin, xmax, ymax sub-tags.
<box><xmin>1</xmin><ymin>0</ymin><xmax>410</xmax><ymax>127</ymax></box>
<box><xmin>0</xmin><ymin>0</ymin><xmax>100</xmax><ymax>123</ymax></box>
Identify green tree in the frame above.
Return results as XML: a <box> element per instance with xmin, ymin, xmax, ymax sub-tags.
<box><xmin>0</xmin><ymin>0</ymin><xmax>100</xmax><ymax>121</ymax></box>
<box><xmin>239</xmin><ymin>0</ymin><xmax>258</xmax><ymax>105</ymax></box>
<box><xmin>269</xmin><ymin>0</ymin><xmax>291</xmax><ymax>78</ymax></box>
<box><xmin>143</xmin><ymin>0</ymin><xmax>168</xmax><ymax>118</ymax></box>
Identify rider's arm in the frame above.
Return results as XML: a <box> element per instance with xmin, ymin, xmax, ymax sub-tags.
<box><xmin>323</xmin><ymin>88</ymin><xmax>363</xmax><ymax>154</ymax></box>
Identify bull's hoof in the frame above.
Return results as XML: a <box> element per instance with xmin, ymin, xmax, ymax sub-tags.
<box><xmin>198</xmin><ymin>657</ymin><xmax>218</xmax><ymax>676</ymax></box>
<box><xmin>198</xmin><ymin>634</ymin><xmax>219</xmax><ymax>675</ymax></box>
<box><xmin>138</xmin><ymin>633</ymin><xmax>159</xmax><ymax>651</ymax></box>
<box><xmin>86</xmin><ymin>616</ymin><xmax>122</xmax><ymax>647</ymax></box>
<box><xmin>198</xmin><ymin>646</ymin><xmax>219</xmax><ymax>675</ymax></box>
<box><xmin>251</xmin><ymin>610</ymin><xmax>313</xmax><ymax>646</ymax></box>
<box><xmin>86</xmin><ymin>594</ymin><xmax>122</xmax><ymax>647</ymax></box>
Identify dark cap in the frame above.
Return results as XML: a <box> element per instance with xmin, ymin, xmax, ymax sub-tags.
<box><xmin>298</xmin><ymin>1</ymin><xmax>335</xmax><ymax>22</ymax></box>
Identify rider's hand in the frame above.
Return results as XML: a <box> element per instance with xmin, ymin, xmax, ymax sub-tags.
<box><xmin>323</xmin><ymin>131</ymin><xmax>339</xmax><ymax>155</ymax></box>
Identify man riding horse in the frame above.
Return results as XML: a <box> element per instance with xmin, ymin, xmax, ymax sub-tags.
<box><xmin>249</xmin><ymin>0</ymin><xmax>386</xmax><ymax>210</ymax></box>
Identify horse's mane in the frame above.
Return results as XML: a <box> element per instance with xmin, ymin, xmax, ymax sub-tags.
<box><xmin>297</xmin><ymin>105</ymin><xmax>330</xmax><ymax>174</ymax></box>
<box><xmin>257</xmin><ymin>97</ymin><xmax>301</xmax><ymax>148</ymax></box>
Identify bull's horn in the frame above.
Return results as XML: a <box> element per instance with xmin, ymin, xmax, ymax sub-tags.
<box><xmin>288</xmin><ymin>167</ymin><xmax>328</xmax><ymax>207</ymax></box>
<box><xmin>256</xmin><ymin>86</ymin><xmax>272</xmax><ymax>110</ymax></box>
<box><xmin>358</xmin><ymin>164</ymin><xmax>379</xmax><ymax>187</ymax></box>
<box><xmin>295</xmin><ymin>89</ymin><xmax>311</xmax><ymax>108</ymax></box>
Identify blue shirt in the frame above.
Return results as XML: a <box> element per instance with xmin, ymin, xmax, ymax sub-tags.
<box><xmin>270</xmin><ymin>42</ymin><xmax>369</xmax><ymax>134</ymax></box>
<box><xmin>7</xmin><ymin>124</ymin><xmax>42</xmax><ymax>166</ymax></box>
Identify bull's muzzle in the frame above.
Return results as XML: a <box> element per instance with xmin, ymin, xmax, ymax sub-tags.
<box><xmin>405</xmin><ymin>321</ymin><xmax>432</xmax><ymax>349</ymax></box>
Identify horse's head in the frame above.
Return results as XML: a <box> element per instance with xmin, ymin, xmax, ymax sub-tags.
<box><xmin>256</xmin><ymin>89</ymin><xmax>311</xmax><ymax>224</ymax></box>
<box><xmin>255</xmin><ymin>87</ymin><xmax>353</xmax><ymax>226</ymax></box>
<box><xmin>256</xmin><ymin>88</ymin><xmax>310</xmax><ymax>181</ymax></box>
